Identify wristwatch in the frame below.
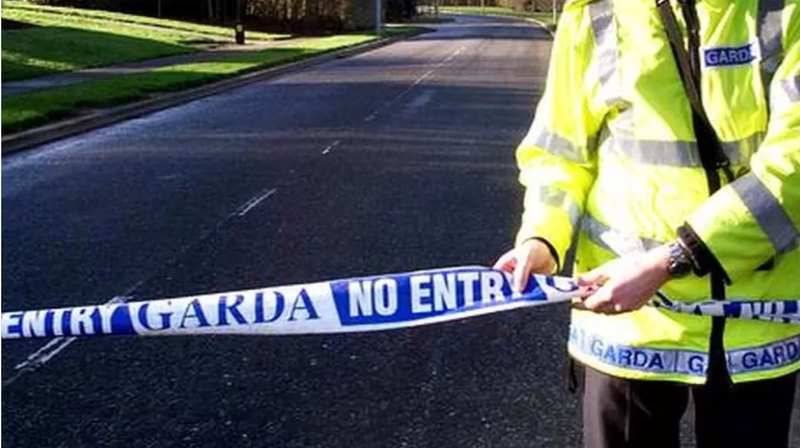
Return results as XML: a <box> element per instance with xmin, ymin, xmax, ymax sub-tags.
<box><xmin>666</xmin><ymin>241</ymin><xmax>693</xmax><ymax>279</ymax></box>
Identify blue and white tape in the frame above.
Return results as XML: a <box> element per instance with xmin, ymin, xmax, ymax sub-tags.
<box><xmin>3</xmin><ymin>266</ymin><xmax>798</xmax><ymax>340</ymax></box>
<box><xmin>653</xmin><ymin>294</ymin><xmax>800</xmax><ymax>324</ymax></box>
<box><xmin>0</xmin><ymin>267</ymin><xmax>579</xmax><ymax>339</ymax></box>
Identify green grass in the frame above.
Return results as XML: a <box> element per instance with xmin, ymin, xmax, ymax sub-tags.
<box><xmin>438</xmin><ymin>6</ymin><xmax>559</xmax><ymax>26</ymax></box>
<box><xmin>2</xmin><ymin>28</ymin><xmax>427</xmax><ymax>134</ymax></box>
<box><xmin>3</xmin><ymin>26</ymin><xmax>195</xmax><ymax>81</ymax></box>
<box><xmin>3</xmin><ymin>2</ymin><xmax>287</xmax><ymax>41</ymax></box>
<box><xmin>2</xmin><ymin>3</ymin><xmax>289</xmax><ymax>81</ymax></box>
<box><xmin>380</xmin><ymin>26</ymin><xmax>429</xmax><ymax>37</ymax></box>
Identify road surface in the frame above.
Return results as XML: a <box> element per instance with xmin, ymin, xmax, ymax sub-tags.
<box><xmin>2</xmin><ymin>14</ymin><xmax>569</xmax><ymax>448</ymax></box>
<box><xmin>4</xmin><ymin>13</ymin><xmax>796</xmax><ymax>448</ymax></box>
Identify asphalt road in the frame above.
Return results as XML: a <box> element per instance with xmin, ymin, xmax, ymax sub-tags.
<box><xmin>2</xmin><ymin>14</ymin><xmax>574</xmax><ymax>448</ymax></box>
<box><xmin>4</xmin><ymin>14</ymin><xmax>798</xmax><ymax>448</ymax></box>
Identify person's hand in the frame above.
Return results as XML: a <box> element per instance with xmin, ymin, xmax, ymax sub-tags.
<box><xmin>494</xmin><ymin>239</ymin><xmax>557</xmax><ymax>293</ymax></box>
<box><xmin>574</xmin><ymin>245</ymin><xmax>672</xmax><ymax>314</ymax></box>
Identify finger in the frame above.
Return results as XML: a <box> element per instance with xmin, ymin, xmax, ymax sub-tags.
<box><xmin>493</xmin><ymin>251</ymin><xmax>517</xmax><ymax>272</ymax></box>
<box><xmin>572</xmin><ymin>298</ymin><xmax>614</xmax><ymax>314</ymax></box>
<box><xmin>573</xmin><ymin>279</ymin><xmax>601</xmax><ymax>297</ymax></box>
<box><xmin>576</xmin><ymin>268</ymin><xmax>609</xmax><ymax>288</ymax></box>
<box><xmin>570</xmin><ymin>299</ymin><xmax>588</xmax><ymax>311</ymax></box>
<box><xmin>512</xmin><ymin>253</ymin><xmax>533</xmax><ymax>293</ymax></box>
<box><xmin>574</xmin><ymin>284</ymin><xmax>600</xmax><ymax>298</ymax></box>
<box><xmin>594</xmin><ymin>302</ymin><xmax>617</xmax><ymax>315</ymax></box>
<box><xmin>581</xmin><ymin>287</ymin><xmax>613</xmax><ymax>312</ymax></box>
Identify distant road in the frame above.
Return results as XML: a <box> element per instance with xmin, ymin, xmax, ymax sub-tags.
<box><xmin>1</xmin><ymin>14</ymin><xmax>573</xmax><ymax>447</ymax></box>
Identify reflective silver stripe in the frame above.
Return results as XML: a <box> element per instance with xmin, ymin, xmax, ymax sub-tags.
<box><xmin>537</xmin><ymin>186</ymin><xmax>582</xmax><ymax>229</ymax></box>
<box><xmin>727</xmin><ymin>332</ymin><xmax>800</xmax><ymax>375</ymax></box>
<box><xmin>602</xmin><ymin>137</ymin><xmax>701</xmax><ymax>167</ymax></box>
<box><xmin>599</xmin><ymin>134</ymin><xmax>762</xmax><ymax>167</ymax></box>
<box><xmin>722</xmin><ymin>133</ymin><xmax>764</xmax><ymax>166</ymax></box>
<box><xmin>732</xmin><ymin>173</ymin><xmax>800</xmax><ymax>254</ymax></box>
<box><xmin>758</xmin><ymin>0</ymin><xmax>784</xmax><ymax>86</ymax></box>
<box><xmin>582</xmin><ymin>214</ymin><xmax>664</xmax><ymax>256</ymax></box>
<box><xmin>529</xmin><ymin>128</ymin><xmax>592</xmax><ymax>163</ymax></box>
<box><xmin>588</xmin><ymin>0</ymin><xmax>623</xmax><ymax>107</ymax></box>
<box><xmin>778</xmin><ymin>76</ymin><xmax>800</xmax><ymax>103</ymax></box>
<box><xmin>569</xmin><ymin>325</ymin><xmax>708</xmax><ymax>377</ymax></box>
<box><xmin>571</xmin><ymin>324</ymin><xmax>800</xmax><ymax>378</ymax></box>
<box><xmin>773</xmin><ymin>76</ymin><xmax>800</xmax><ymax>114</ymax></box>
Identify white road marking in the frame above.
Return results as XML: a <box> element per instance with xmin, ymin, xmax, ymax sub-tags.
<box><xmin>13</xmin><ymin>337</ymin><xmax>76</xmax><ymax>371</ymax></box>
<box><xmin>405</xmin><ymin>89</ymin><xmax>436</xmax><ymax>111</ymax></box>
<box><xmin>4</xmin><ymin>188</ymin><xmax>278</xmax><ymax>386</ymax></box>
<box><xmin>235</xmin><ymin>188</ymin><xmax>277</xmax><ymax>217</ymax></box>
<box><xmin>321</xmin><ymin>140</ymin><xmax>341</xmax><ymax>155</ymax></box>
<box><xmin>363</xmin><ymin>45</ymin><xmax>466</xmax><ymax>123</ymax></box>
<box><xmin>4</xmin><ymin>295</ymin><xmax>130</xmax><ymax>386</ymax></box>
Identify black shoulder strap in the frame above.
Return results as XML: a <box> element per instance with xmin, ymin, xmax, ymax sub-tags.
<box><xmin>655</xmin><ymin>0</ymin><xmax>733</xmax><ymax>182</ymax></box>
<box><xmin>657</xmin><ymin>0</ymin><xmax>734</xmax><ymax>389</ymax></box>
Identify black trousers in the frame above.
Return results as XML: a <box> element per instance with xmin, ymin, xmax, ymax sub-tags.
<box><xmin>582</xmin><ymin>366</ymin><xmax>798</xmax><ymax>448</ymax></box>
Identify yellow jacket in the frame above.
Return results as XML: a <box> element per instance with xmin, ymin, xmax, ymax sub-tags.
<box><xmin>517</xmin><ymin>0</ymin><xmax>800</xmax><ymax>384</ymax></box>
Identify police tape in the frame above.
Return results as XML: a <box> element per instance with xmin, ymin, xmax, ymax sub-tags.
<box><xmin>0</xmin><ymin>267</ymin><xmax>579</xmax><ymax>340</ymax></box>
<box><xmin>2</xmin><ymin>266</ymin><xmax>799</xmax><ymax>340</ymax></box>
<box><xmin>653</xmin><ymin>294</ymin><xmax>800</xmax><ymax>324</ymax></box>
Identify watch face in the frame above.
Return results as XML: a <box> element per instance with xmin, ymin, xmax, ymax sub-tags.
<box><xmin>668</xmin><ymin>242</ymin><xmax>692</xmax><ymax>278</ymax></box>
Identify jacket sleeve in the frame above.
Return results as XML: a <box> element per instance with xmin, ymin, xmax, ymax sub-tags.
<box><xmin>685</xmin><ymin>7</ymin><xmax>800</xmax><ymax>282</ymax></box>
<box><xmin>515</xmin><ymin>4</ymin><xmax>607</xmax><ymax>266</ymax></box>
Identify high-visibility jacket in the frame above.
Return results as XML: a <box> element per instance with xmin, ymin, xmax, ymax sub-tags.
<box><xmin>516</xmin><ymin>0</ymin><xmax>800</xmax><ymax>384</ymax></box>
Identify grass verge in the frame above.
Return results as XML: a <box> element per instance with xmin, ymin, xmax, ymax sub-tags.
<box><xmin>3</xmin><ymin>25</ymin><xmax>197</xmax><ymax>81</ymax></box>
<box><xmin>3</xmin><ymin>2</ymin><xmax>286</xmax><ymax>41</ymax></box>
<box><xmin>2</xmin><ymin>28</ymin><xmax>427</xmax><ymax>135</ymax></box>
<box><xmin>438</xmin><ymin>6</ymin><xmax>559</xmax><ymax>26</ymax></box>
<box><xmin>2</xmin><ymin>3</ymin><xmax>287</xmax><ymax>81</ymax></box>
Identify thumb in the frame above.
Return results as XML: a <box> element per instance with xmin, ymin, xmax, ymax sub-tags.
<box><xmin>581</xmin><ymin>285</ymin><xmax>615</xmax><ymax>313</ymax></box>
<box><xmin>577</xmin><ymin>266</ymin><xmax>609</xmax><ymax>288</ymax></box>
<box><xmin>512</xmin><ymin>253</ymin><xmax>533</xmax><ymax>293</ymax></box>
<box><xmin>493</xmin><ymin>250</ymin><xmax>517</xmax><ymax>273</ymax></box>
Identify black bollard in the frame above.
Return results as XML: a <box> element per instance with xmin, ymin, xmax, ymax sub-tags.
<box><xmin>235</xmin><ymin>23</ymin><xmax>245</xmax><ymax>44</ymax></box>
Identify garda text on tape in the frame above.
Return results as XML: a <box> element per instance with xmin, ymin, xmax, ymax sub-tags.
<box><xmin>5</xmin><ymin>267</ymin><xmax>800</xmax><ymax>340</ymax></box>
<box><xmin>1</xmin><ymin>267</ymin><xmax>579</xmax><ymax>340</ymax></box>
